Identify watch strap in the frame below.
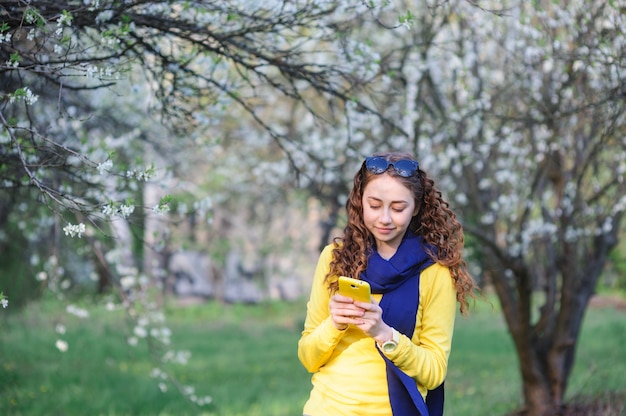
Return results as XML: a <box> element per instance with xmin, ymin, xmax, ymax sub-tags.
<box><xmin>378</xmin><ymin>328</ymin><xmax>399</xmax><ymax>352</ymax></box>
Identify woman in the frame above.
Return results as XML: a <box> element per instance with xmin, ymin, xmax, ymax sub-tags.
<box><xmin>298</xmin><ymin>151</ymin><xmax>476</xmax><ymax>415</ymax></box>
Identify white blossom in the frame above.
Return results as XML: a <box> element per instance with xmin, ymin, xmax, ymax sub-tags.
<box><xmin>96</xmin><ymin>10</ymin><xmax>114</xmax><ymax>23</ymax></box>
<box><xmin>86</xmin><ymin>65</ymin><xmax>98</xmax><ymax>78</ymax></box>
<box><xmin>120</xmin><ymin>275</ymin><xmax>136</xmax><ymax>290</ymax></box>
<box><xmin>85</xmin><ymin>0</ymin><xmax>101</xmax><ymax>11</ymax></box>
<box><xmin>55</xmin><ymin>340</ymin><xmax>69</xmax><ymax>352</ymax></box>
<box><xmin>118</xmin><ymin>204</ymin><xmax>135</xmax><ymax>218</ymax></box>
<box><xmin>9</xmin><ymin>87</ymin><xmax>38</xmax><ymax>105</ymax></box>
<box><xmin>102</xmin><ymin>204</ymin><xmax>115</xmax><ymax>217</ymax></box>
<box><xmin>62</xmin><ymin>223</ymin><xmax>86</xmax><ymax>238</ymax></box>
<box><xmin>67</xmin><ymin>304</ymin><xmax>89</xmax><ymax>318</ymax></box>
<box><xmin>152</xmin><ymin>204</ymin><xmax>170</xmax><ymax>215</ymax></box>
<box><xmin>133</xmin><ymin>325</ymin><xmax>148</xmax><ymax>338</ymax></box>
<box><xmin>126</xmin><ymin>167</ymin><xmax>156</xmax><ymax>181</ymax></box>
<box><xmin>480</xmin><ymin>212</ymin><xmax>495</xmax><ymax>224</ymax></box>
<box><xmin>97</xmin><ymin>159</ymin><xmax>113</xmax><ymax>174</ymax></box>
<box><xmin>151</xmin><ymin>368</ymin><xmax>167</xmax><ymax>379</ymax></box>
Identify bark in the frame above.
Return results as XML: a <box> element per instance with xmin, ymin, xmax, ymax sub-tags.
<box><xmin>91</xmin><ymin>239</ymin><xmax>113</xmax><ymax>294</ymax></box>
<box><xmin>489</xmin><ymin>256</ymin><xmax>570</xmax><ymax>416</ymax></box>
<box><xmin>477</xmin><ymin>225</ymin><xmax>619</xmax><ymax>416</ymax></box>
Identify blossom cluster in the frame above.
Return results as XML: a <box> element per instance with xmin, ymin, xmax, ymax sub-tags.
<box><xmin>102</xmin><ymin>203</ymin><xmax>135</xmax><ymax>219</ymax></box>
<box><xmin>126</xmin><ymin>166</ymin><xmax>157</xmax><ymax>181</ymax></box>
<box><xmin>62</xmin><ymin>223</ymin><xmax>86</xmax><ymax>238</ymax></box>
<box><xmin>8</xmin><ymin>87</ymin><xmax>39</xmax><ymax>105</ymax></box>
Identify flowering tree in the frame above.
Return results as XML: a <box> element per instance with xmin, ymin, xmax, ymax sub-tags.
<box><xmin>2</xmin><ymin>0</ymin><xmax>624</xmax><ymax>414</ymax></box>
<box><xmin>346</xmin><ymin>1</ymin><xmax>626</xmax><ymax>414</ymax></box>
<box><xmin>0</xmin><ymin>0</ymin><xmax>411</xmax><ymax>408</ymax></box>
<box><xmin>236</xmin><ymin>0</ymin><xmax>626</xmax><ymax>414</ymax></box>
<box><xmin>0</xmin><ymin>0</ymin><xmax>407</xmax><ymax>245</ymax></box>
<box><xmin>0</xmin><ymin>0</ymin><xmax>400</xmax><ymax>297</ymax></box>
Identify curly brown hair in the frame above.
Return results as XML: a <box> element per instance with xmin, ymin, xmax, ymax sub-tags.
<box><xmin>326</xmin><ymin>151</ymin><xmax>476</xmax><ymax>315</ymax></box>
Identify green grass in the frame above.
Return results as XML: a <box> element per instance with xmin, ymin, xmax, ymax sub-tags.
<box><xmin>1</xmin><ymin>295</ymin><xmax>625</xmax><ymax>415</ymax></box>
<box><xmin>446</xmin><ymin>301</ymin><xmax>522</xmax><ymax>414</ymax></box>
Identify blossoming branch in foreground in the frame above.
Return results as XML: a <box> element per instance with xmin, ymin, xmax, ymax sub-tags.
<box><xmin>63</xmin><ymin>223</ymin><xmax>86</xmax><ymax>238</ymax></box>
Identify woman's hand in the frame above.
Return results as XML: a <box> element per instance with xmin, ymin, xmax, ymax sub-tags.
<box><xmin>328</xmin><ymin>294</ymin><xmax>367</xmax><ymax>330</ymax></box>
<box><xmin>329</xmin><ymin>295</ymin><xmax>393</xmax><ymax>343</ymax></box>
<box><xmin>354</xmin><ymin>297</ymin><xmax>393</xmax><ymax>344</ymax></box>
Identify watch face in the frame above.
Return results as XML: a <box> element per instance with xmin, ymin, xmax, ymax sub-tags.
<box><xmin>382</xmin><ymin>341</ymin><xmax>397</xmax><ymax>353</ymax></box>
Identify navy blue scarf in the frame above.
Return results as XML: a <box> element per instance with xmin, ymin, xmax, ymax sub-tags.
<box><xmin>360</xmin><ymin>232</ymin><xmax>444</xmax><ymax>416</ymax></box>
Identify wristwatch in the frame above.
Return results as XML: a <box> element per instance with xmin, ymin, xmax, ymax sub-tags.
<box><xmin>378</xmin><ymin>328</ymin><xmax>399</xmax><ymax>353</ymax></box>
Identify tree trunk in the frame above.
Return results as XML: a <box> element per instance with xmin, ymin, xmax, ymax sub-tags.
<box><xmin>319</xmin><ymin>199</ymin><xmax>341</xmax><ymax>253</ymax></box>
<box><xmin>316</xmin><ymin>181</ymin><xmax>345</xmax><ymax>253</ymax></box>
<box><xmin>490</xmin><ymin>261</ymin><xmax>601</xmax><ymax>416</ymax></box>
<box><xmin>521</xmin><ymin>376</ymin><xmax>556</xmax><ymax>416</ymax></box>
<box><xmin>484</xmin><ymin>254</ymin><xmax>582</xmax><ymax>416</ymax></box>
<box><xmin>516</xmin><ymin>342</ymin><xmax>570</xmax><ymax>416</ymax></box>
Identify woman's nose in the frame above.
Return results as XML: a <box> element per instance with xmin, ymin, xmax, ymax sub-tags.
<box><xmin>380</xmin><ymin>209</ymin><xmax>392</xmax><ymax>224</ymax></box>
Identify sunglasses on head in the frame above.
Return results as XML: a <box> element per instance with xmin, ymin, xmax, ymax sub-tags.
<box><xmin>365</xmin><ymin>156</ymin><xmax>419</xmax><ymax>178</ymax></box>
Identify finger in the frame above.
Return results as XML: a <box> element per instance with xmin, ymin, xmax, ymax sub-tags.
<box><xmin>331</xmin><ymin>305</ymin><xmax>366</xmax><ymax>317</ymax></box>
<box><xmin>339</xmin><ymin>316</ymin><xmax>365</xmax><ymax>326</ymax></box>
<box><xmin>354</xmin><ymin>300</ymin><xmax>374</xmax><ymax>309</ymax></box>
<box><xmin>333</xmin><ymin>294</ymin><xmax>356</xmax><ymax>304</ymax></box>
<box><xmin>331</xmin><ymin>299</ymin><xmax>365</xmax><ymax>311</ymax></box>
<box><xmin>331</xmin><ymin>312</ymin><xmax>363</xmax><ymax>327</ymax></box>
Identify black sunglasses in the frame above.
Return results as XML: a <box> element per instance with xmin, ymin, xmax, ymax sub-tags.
<box><xmin>365</xmin><ymin>156</ymin><xmax>419</xmax><ymax>178</ymax></box>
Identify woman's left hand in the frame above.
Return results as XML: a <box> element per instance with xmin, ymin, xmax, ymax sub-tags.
<box><xmin>354</xmin><ymin>297</ymin><xmax>394</xmax><ymax>345</ymax></box>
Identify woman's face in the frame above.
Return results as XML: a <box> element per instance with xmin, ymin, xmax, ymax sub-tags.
<box><xmin>361</xmin><ymin>173</ymin><xmax>418</xmax><ymax>258</ymax></box>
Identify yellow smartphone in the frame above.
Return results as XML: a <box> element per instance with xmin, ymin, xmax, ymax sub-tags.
<box><xmin>337</xmin><ymin>276</ymin><xmax>371</xmax><ymax>303</ymax></box>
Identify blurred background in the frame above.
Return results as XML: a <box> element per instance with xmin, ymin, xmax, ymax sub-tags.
<box><xmin>1</xmin><ymin>1</ymin><xmax>625</xmax><ymax>415</ymax></box>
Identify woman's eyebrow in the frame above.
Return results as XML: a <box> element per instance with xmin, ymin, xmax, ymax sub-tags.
<box><xmin>366</xmin><ymin>196</ymin><xmax>409</xmax><ymax>204</ymax></box>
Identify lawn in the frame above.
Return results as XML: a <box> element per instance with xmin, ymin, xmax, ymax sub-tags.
<box><xmin>1</xmin><ymin>294</ymin><xmax>625</xmax><ymax>415</ymax></box>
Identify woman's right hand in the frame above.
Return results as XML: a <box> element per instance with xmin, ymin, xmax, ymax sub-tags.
<box><xmin>328</xmin><ymin>294</ymin><xmax>366</xmax><ymax>330</ymax></box>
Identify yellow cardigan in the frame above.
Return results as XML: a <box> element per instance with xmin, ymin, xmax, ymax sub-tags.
<box><xmin>298</xmin><ymin>244</ymin><xmax>457</xmax><ymax>416</ymax></box>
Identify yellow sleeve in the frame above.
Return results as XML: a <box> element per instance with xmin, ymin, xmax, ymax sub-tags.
<box><xmin>382</xmin><ymin>263</ymin><xmax>457</xmax><ymax>390</ymax></box>
<box><xmin>297</xmin><ymin>245</ymin><xmax>348</xmax><ymax>372</ymax></box>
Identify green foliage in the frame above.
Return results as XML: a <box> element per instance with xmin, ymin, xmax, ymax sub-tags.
<box><xmin>568</xmin><ymin>306</ymin><xmax>626</xmax><ymax>396</ymax></box>
<box><xmin>448</xmin><ymin>302</ymin><xmax>523</xmax><ymax>414</ymax></box>
<box><xmin>398</xmin><ymin>10</ymin><xmax>414</xmax><ymax>28</ymax></box>
<box><xmin>0</xmin><ymin>229</ymin><xmax>40</xmax><ymax>310</ymax></box>
<box><xmin>1</xmin><ymin>296</ymin><xmax>625</xmax><ymax>415</ymax></box>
